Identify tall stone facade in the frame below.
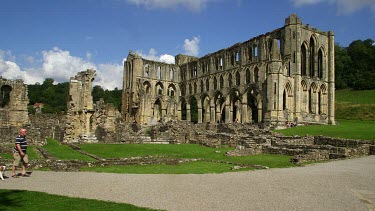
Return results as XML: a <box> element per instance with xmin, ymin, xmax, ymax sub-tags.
<box><xmin>64</xmin><ymin>69</ymin><xmax>97</xmax><ymax>143</ymax></box>
<box><xmin>122</xmin><ymin>14</ymin><xmax>335</xmax><ymax>127</ymax></box>
<box><xmin>0</xmin><ymin>76</ymin><xmax>29</xmax><ymax>127</ymax></box>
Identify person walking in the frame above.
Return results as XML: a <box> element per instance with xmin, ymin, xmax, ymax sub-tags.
<box><xmin>11</xmin><ymin>128</ymin><xmax>30</xmax><ymax>178</ymax></box>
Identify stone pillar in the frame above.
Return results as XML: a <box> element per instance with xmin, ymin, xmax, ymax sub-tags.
<box><xmin>328</xmin><ymin>31</ymin><xmax>335</xmax><ymax>125</ymax></box>
<box><xmin>242</xmin><ymin>102</ymin><xmax>248</xmax><ymax>123</ymax></box>
<box><xmin>225</xmin><ymin>98</ymin><xmax>231</xmax><ymax>123</ymax></box>
<box><xmin>198</xmin><ymin>107</ymin><xmax>202</xmax><ymax>123</ymax></box>
<box><xmin>210</xmin><ymin>101</ymin><xmax>215</xmax><ymax>123</ymax></box>
<box><xmin>186</xmin><ymin>103</ymin><xmax>191</xmax><ymax>122</ymax></box>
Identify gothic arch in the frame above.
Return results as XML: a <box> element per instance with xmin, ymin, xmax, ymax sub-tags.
<box><xmin>301</xmin><ymin>80</ymin><xmax>308</xmax><ymax>112</ymax></box>
<box><xmin>153</xmin><ymin>98</ymin><xmax>163</xmax><ymax>122</ymax></box>
<box><xmin>235</xmin><ymin>71</ymin><xmax>240</xmax><ymax>86</ymax></box>
<box><xmin>254</xmin><ymin>66</ymin><xmax>259</xmax><ymax>82</ymax></box>
<box><xmin>301</xmin><ymin>42</ymin><xmax>308</xmax><ymax>76</ymax></box>
<box><xmin>143</xmin><ymin>81</ymin><xmax>151</xmax><ymax>95</ymax></box>
<box><xmin>155</xmin><ymin>82</ymin><xmax>164</xmax><ymax>95</ymax></box>
<box><xmin>214</xmin><ymin>91</ymin><xmax>225</xmax><ymax>123</ymax></box>
<box><xmin>167</xmin><ymin>84</ymin><xmax>177</xmax><ymax>97</ymax></box>
<box><xmin>319</xmin><ymin>84</ymin><xmax>328</xmax><ymax>115</ymax></box>
<box><xmin>189</xmin><ymin>95</ymin><xmax>198</xmax><ymax>123</ymax></box>
<box><xmin>201</xmin><ymin>94</ymin><xmax>211</xmax><ymax>123</ymax></box>
<box><xmin>283</xmin><ymin>81</ymin><xmax>293</xmax><ymax>111</ymax></box>
<box><xmin>318</xmin><ymin>47</ymin><xmax>326</xmax><ymax>79</ymax></box>
<box><xmin>229</xmin><ymin>88</ymin><xmax>242</xmax><ymax>122</ymax></box>
<box><xmin>246</xmin><ymin>68</ymin><xmax>251</xmax><ymax>84</ymax></box>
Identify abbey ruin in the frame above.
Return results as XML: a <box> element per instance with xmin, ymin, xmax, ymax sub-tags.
<box><xmin>3</xmin><ymin>14</ymin><xmax>373</xmax><ymax>167</ymax></box>
<box><xmin>122</xmin><ymin>14</ymin><xmax>335</xmax><ymax>127</ymax></box>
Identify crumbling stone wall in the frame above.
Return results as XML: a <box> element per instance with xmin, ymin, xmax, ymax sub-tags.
<box><xmin>0</xmin><ymin>77</ymin><xmax>29</xmax><ymax>127</ymax></box>
<box><xmin>64</xmin><ymin>69</ymin><xmax>97</xmax><ymax>143</ymax></box>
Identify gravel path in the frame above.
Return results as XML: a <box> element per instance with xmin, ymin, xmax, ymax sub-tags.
<box><xmin>2</xmin><ymin>156</ymin><xmax>375</xmax><ymax>211</ymax></box>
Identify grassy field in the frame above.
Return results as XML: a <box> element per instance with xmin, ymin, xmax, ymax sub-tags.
<box><xmin>78</xmin><ymin>143</ymin><xmax>296</xmax><ymax>173</ymax></box>
<box><xmin>0</xmin><ymin>190</ymin><xmax>156</xmax><ymax>211</ymax></box>
<box><xmin>81</xmin><ymin>161</ymin><xmax>255</xmax><ymax>174</ymax></box>
<box><xmin>276</xmin><ymin>119</ymin><xmax>375</xmax><ymax>140</ymax></box>
<box><xmin>277</xmin><ymin>89</ymin><xmax>375</xmax><ymax>140</ymax></box>
<box><xmin>0</xmin><ymin>146</ymin><xmax>39</xmax><ymax>160</ymax></box>
<box><xmin>42</xmin><ymin>138</ymin><xmax>96</xmax><ymax>161</ymax></box>
<box><xmin>335</xmin><ymin>89</ymin><xmax>375</xmax><ymax>121</ymax></box>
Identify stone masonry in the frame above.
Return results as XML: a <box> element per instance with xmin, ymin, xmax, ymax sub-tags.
<box><xmin>64</xmin><ymin>69</ymin><xmax>97</xmax><ymax>143</ymax></box>
<box><xmin>122</xmin><ymin>14</ymin><xmax>335</xmax><ymax>128</ymax></box>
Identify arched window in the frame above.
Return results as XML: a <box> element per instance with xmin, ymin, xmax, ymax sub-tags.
<box><xmin>170</xmin><ymin>68</ymin><xmax>174</xmax><ymax>80</ymax></box>
<box><xmin>301</xmin><ymin>44</ymin><xmax>307</xmax><ymax>76</ymax></box>
<box><xmin>236</xmin><ymin>71</ymin><xmax>240</xmax><ymax>86</ymax></box>
<box><xmin>220</xmin><ymin>75</ymin><xmax>224</xmax><ymax>89</ymax></box>
<box><xmin>235</xmin><ymin>52</ymin><xmax>239</xmax><ymax>63</ymax></box>
<box><xmin>200</xmin><ymin>80</ymin><xmax>204</xmax><ymax>93</ymax></box>
<box><xmin>248</xmin><ymin>46</ymin><xmax>253</xmax><ymax>61</ymax></box>
<box><xmin>206</xmin><ymin>78</ymin><xmax>210</xmax><ymax>91</ymax></box>
<box><xmin>214</xmin><ymin>77</ymin><xmax>217</xmax><ymax>90</ymax></box>
<box><xmin>246</xmin><ymin>69</ymin><xmax>251</xmax><ymax>84</ymax></box>
<box><xmin>194</xmin><ymin>83</ymin><xmax>197</xmax><ymax>94</ymax></box>
<box><xmin>228</xmin><ymin>73</ymin><xmax>232</xmax><ymax>88</ymax></box>
<box><xmin>144</xmin><ymin>64</ymin><xmax>149</xmax><ymax>77</ymax></box>
<box><xmin>189</xmin><ymin>84</ymin><xmax>192</xmax><ymax>95</ymax></box>
<box><xmin>231</xmin><ymin>54</ymin><xmax>235</xmax><ymax>66</ymax></box>
<box><xmin>318</xmin><ymin>49</ymin><xmax>323</xmax><ymax>79</ymax></box>
<box><xmin>254</xmin><ymin>67</ymin><xmax>259</xmax><ymax>83</ymax></box>
<box><xmin>157</xmin><ymin>66</ymin><xmax>161</xmax><ymax>80</ymax></box>
<box><xmin>310</xmin><ymin>37</ymin><xmax>315</xmax><ymax>78</ymax></box>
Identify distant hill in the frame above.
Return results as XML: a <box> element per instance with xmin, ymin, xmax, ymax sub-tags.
<box><xmin>335</xmin><ymin>89</ymin><xmax>375</xmax><ymax>121</ymax></box>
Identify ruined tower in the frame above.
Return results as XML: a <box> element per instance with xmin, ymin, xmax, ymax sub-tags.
<box><xmin>64</xmin><ymin>69</ymin><xmax>97</xmax><ymax>142</ymax></box>
<box><xmin>0</xmin><ymin>77</ymin><xmax>29</xmax><ymax>127</ymax></box>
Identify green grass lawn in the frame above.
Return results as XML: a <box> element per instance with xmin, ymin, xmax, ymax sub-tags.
<box><xmin>42</xmin><ymin>138</ymin><xmax>96</xmax><ymax>161</ymax></box>
<box><xmin>0</xmin><ymin>190</ymin><xmax>157</xmax><ymax>211</ymax></box>
<box><xmin>0</xmin><ymin>146</ymin><xmax>39</xmax><ymax>160</ymax></box>
<box><xmin>79</xmin><ymin>143</ymin><xmax>296</xmax><ymax>173</ymax></box>
<box><xmin>82</xmin><ymin>161</ymin><xmax>255</xmax><ymax>174</ymax></box>
<box><xmin>336</xmin><ymin>89</ymin><xmax>375</xmax><ymax>104</ymax></box>
<box><xmin>335</xmin><ymin>89</ymin><xmax>375</xmax><ymax>121</ymax></box>
<box><xmin>276</xmin><ymin>119</ymin><xmax>375</xmax><ymax>140</ymax></box>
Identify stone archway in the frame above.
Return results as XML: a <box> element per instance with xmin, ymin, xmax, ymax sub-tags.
<box><xmin>153</xmin><ymin>99</ymin><xmax>162</xmax><ymax>122</ymax></box>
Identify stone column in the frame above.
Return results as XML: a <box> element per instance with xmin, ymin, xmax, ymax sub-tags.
<box><xmin>328</xmin><ymin>31</ymin><xmax>335</xmax><ymax>125</ymax></box>
<box><xmin>225</xmin><ymin>98</ymin><xmax>231</xmax><ymax>123</ymax></box>
<box><xmin>210</xmin><ymin>101</ymin><xmax>216</xmax><ymax>123</ymax></box>
<box><xmin>186</xmin><ymin>103</ymin><xmax>191</xmax><ymax>122</ymax></box>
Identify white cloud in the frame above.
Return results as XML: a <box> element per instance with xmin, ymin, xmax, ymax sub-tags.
<box><xmin>136</xmin><ymin>48</ymin><xmax>159</xmax><ymax>61</ymax></box>
<box><xmin>136</xmin><ymin>48</ymin><xmax>175</xmax><ymax>64</ymax></box>
<box><xmin>183</xmin><ymin>36</ymin><xmax>200</xmax><ymax>57</ymax></box>
<box><xmin>160</xmin><ymin>54</ymin><xmax>175</xmax><ymax>64</ymax></box>
<box><xmin>94</xmin><ymin>63</ymin><xmax>123</xmax><ymax>90</ymax></box>
<box><xmin>41</xmin><ymin>47</ymin><xmax>96</xmax><ymax>83</ymax></box>
<box><xmin>292</xmin><ymin>0</ymin><xmax>375</xmax><ymax>14</ymax></box>
<box><xmin>0</xmin><ymin>58</ymin><xmax>24</xmax><ymax>79</ymax></box>
<box><xmin>0</xmin><ymin>48</ymin><xmax>124</xmax><ymax>90</ymax></box>
<box><xmin>126</xmin><ymin>0</ymin><xmax>210</xmax><ymax>11</ymax></box>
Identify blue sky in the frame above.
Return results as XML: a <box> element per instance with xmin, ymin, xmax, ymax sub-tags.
<box><xmin>0</xmin><ymin>0</ymin><xmax>374</xmax><ymax>90</ymax></box>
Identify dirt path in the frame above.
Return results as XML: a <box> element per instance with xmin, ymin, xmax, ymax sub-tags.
<box><xmin>2</xmin><ymin>156</ymin><xmax>375</xmax><ymax>211</ymax></box>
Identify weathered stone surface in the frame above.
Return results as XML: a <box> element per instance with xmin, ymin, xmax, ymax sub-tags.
<box><xmin>0</xmin><ymin>77</ymin><xmax>29</xmax><ymax>127</ymax></box>
<box><xmin>122</xmin><ymin>14</ymin><xmax>336</xmax><ymax>128</ymax></box>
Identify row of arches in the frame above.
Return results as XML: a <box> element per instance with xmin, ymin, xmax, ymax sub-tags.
<box><xmin>281</xmin><ymin>80</ymin><xmax>328</xmax><ymax>115</ymax></box>
<box><xmin>147</xmin><ymin>86</ymin><xmax>263</xmax><ymax>124</ymax></box>
<box><xmin>301</xmin><ymin>36</ymin><xmax>326</xmax><ymax>79</ymax></box>
<box><xmin>182</xmin><ymin>67</ymin><xmax>260</xmax><ymax>96</ymax></box>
